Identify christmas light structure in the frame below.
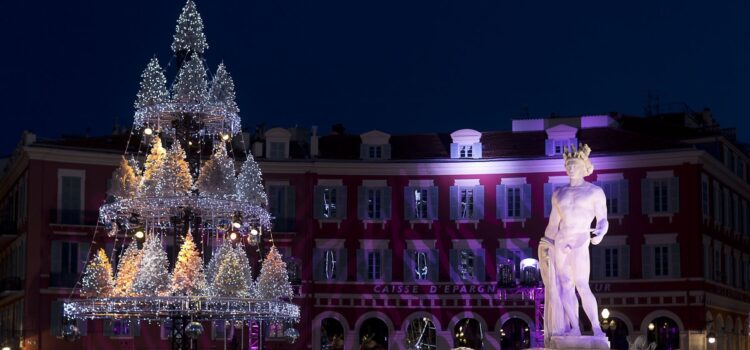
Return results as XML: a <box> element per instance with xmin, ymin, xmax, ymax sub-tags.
<box><xmin>64</xmin><ymin>0</ymin><xmax>300</xmax><ymax>345</ymax></box>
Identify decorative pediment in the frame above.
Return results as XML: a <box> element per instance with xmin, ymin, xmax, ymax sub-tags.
<box><xmin>545</xmin><ymin>124</ymin><xmax>578</xmax><ymax>140</ymax></box>
<box><xmin>360</xmin><ymin>130</ymin><xmax>390</xmax><ymax>145</ymax></box>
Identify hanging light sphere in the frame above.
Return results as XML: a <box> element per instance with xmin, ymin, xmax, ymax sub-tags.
<box><xmin>134</xmin><ymin>230</ymin><xmax>145</xmax><ymax>239</ymax></box>
<box><xmin>284</xmin><ymin>327</ymin><xmax>300</xmax><ymax>344</ymax></box>
<box><xmin>708</xmin><ymin>332</ymin><xmax>716</xmax><ymax>344</ymax></box>
<box><xmin>229</xmin><ymin>232</ymin><xmax>238</xmax><ymax>241</ymax></box>
<box><xmin>184</xmin><ymin>321</ymin><xmax>204</xmax><ymax>339</ymax></box>
<box><xmin>62</xmin><ymin>324</ymin><xmax>81</xmax><ymax>342</ymax></box>
<box><xmin>601</xmin><ymin>308</ymin><xmax>610</xmax><ymax>320</ymax></box>
<box><xmin>222</xmin><ymin>133</ymin><xmax>230</xmax><ymax>141</ymax></box>
<box><xmin>144</xmin><ymin>127</ymin><xmax>153</xmax><ymax>135</ymax></box>
<box><xmin>232</xmin><ymin>221</ymin><xmax>242</xmax><ymax>229</ymax></box>
<box><xmin>250</xmin><ymin>228</ymin><xmax>259</xmax><ymax>236</ymax></box>
<box><xmin>648</xmin><ymin>322</ymin><xmax>655</xmax><ymax>331</ymax></box>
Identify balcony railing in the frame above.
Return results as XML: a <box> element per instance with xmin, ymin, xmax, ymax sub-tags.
<box><xmin>49</xmin><ymin>209</ymin><xmax>100</xmax><ymax>226</ymax></box>
<box><xmin>49</xmin><ymin>273</ymin><xmax>79</xmax><ymax>288</ymax></box>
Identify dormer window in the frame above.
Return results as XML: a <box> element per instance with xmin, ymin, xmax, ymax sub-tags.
<box><xmin>450</xmin><ymin>129</ymin><xmax>482</xmax><ymax>159</ymax></box>
<box><xmin>544</xmin><ymin>124</ymin><xmax>578</xmax><ymax>157</ymax></box>
<box><xmin>265</xmin><ymin>128</ymin><xmax>291</xmax><ymax>159</ymax></box>
<box><xmin>360</xmin><ymin>130</ymin><xmax>391</xmax><ymax>160</ymax></box>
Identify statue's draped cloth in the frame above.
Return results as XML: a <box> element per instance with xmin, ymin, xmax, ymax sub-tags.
<box><xmin>538</xmin><ymin>237</ymin><xmax>566</xmax><ymax>344</ymax></box>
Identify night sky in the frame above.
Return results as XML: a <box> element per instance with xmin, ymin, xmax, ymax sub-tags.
<box><xmin>1</xmin><ymin>1</ymin><xmax>749</xmax><ymax>154</ymax></box>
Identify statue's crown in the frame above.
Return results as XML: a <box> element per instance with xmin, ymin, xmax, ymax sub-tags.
<box><xmin>562</xmin><ymin>143</ymin><xmax>591</xmax><ymax>161</ymax></box>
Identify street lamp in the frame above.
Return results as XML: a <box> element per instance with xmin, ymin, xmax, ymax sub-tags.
<box><xmin>601</xmin><ymin>308</ymin><xmax>610</xmax><ymax>320</ymax></box>
<box><xmin>648</xmin><ymin>322</ymin><xmax>655</xmax><ymax>331</ymax></box>
<box><xmin>707</xmin><ymin>332</ymin><xmax>716</xmax><ymax>344</ymax></box>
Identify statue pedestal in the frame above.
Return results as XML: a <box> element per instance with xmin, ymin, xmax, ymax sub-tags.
<box><xmin>547</xmin><ymin>335</ymin><xmax>610</xmax><ymax>349</ymax></box>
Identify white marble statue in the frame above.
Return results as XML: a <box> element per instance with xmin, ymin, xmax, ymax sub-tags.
<box><xmin>539</xmin><ymin>144</ymin><xmax>610</xmax><ymax>349</ymax></box>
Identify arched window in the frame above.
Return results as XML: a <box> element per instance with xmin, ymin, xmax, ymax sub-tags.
<box><xmin>406</xmin><ymin>318</ymin><xmax>437</xmax><ymax>349</ymax></box>
<box><xmin>601</xmin><ymin>317</ymin><xmax>629</xmax><ymax>350</ymax></box>
<box><xmin>454</xmin><ymin>318</ymin><xmax>483</xmax><ymax>350</ymax></box>
<box><xmin>500</xmin><ymin>318</ymin><xmax>530</xmax><ymax>349</ymax></box>
<box><xmin>359</xmin><ymin>318</ymin><xmax>389</xmax><ymax>350</ymax></box>
<box><xmin>646</xmin><ymin>317</ymin><xmax>680</xmax><ymax>350</ymax></box>
<box><xmin>321</xmin><ymin>318</ymin><xmax>344</xmax><ymax>350</ymax></box>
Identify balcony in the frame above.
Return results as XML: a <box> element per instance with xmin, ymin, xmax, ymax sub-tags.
<box><xmin>49</xmin><ymin>273</ymin><xmax>79</xmax><ymax>288</ymax></box>
<box><xmin>49</xmin><ymin>209</ymin><xmax>100</xmax><ymax>226</ymax></box>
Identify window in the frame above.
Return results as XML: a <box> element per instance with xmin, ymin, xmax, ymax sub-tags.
<box><xmin>367</xmin><ymin>189</ymin><xmax>382</xmax><ymax>219</ymax></box>
<box><xmin>460</xmin><ymin>188</ymin><xmax>474</xmax><ymax>218</ymax></box>
<box><xmin>602</xmin><ymin>182</ymin><xmax>619</xmax><ymax>214</ymax></box>
<box><xmin>642</xmin><ymin>176</ymin><xmax>678</xmax><ymax>215</ymax></box>
<box><xmin>368</xmin><ymin>145</ymin><xmax>382</xmax><ymax>159</ymax></box>
<box><xmin>414</xmin><ymin>189</ymin><xmax>428</xmax><ymax>219</ymax></box>
<box><xmin>605</xmin><ymin>248</ymin><xmax>619</xmax><ymax>278</ymax></box>
<box><xmin>61</xmin><ymin>242</ymin><xmax>79</xmax><ymax>275</ymax></box>
<box><xmin>653</xmin><ymin>180</ymin><xmax>669</xmax><ymax>213</ymax></box>
<box><xmin>268</xmin><ymin>185</ymin><xmax>295</xmax><ymax>231</ymax></box>
<box><xmin>413</xmin><ymin>251</ymin><xmax>428</xmax><ymax>280</ymax></box>
<box><xmin>458</xmin><ymin>250</ymin><xmax>475</xmax><ymax>280</ymax></box>
<box><xmin>324</xmin><ymin>249</ymin><xmax>337</xmax><ymax>280</ymax></box>
<box><xmin>654</xmin><ymin>246</ymin><xmax>669</xmax><ymax>277</ymax></box>
<box><xmin>60</xmin><ymin>175</ymin><xmax>83</xmax><ymax>224</ymax></box>
<box><xmin>211</xmin><ymin>320</ymin><xmax>233</xmax><ymax>340</ymax></box>
<box><xmin>314</xmin><ymin>184</ymin><xmax>346</xmax><ymax>220</ymax></box>
<box><xmin>506</xmin><ymin>187</ymin><xmax>521</xmax><ymax>218</ymax></box>
<box><xmin>323</xmin><ymin>188</ymin><xmax>337</xmax><ymax>218</ymax></box>
<box><xmin>269</xmin><ymin>142</ymin><xmax>285</xmax><ymax>159</ymax></box>
<box><xmin>714</xmin><ymin>248</ymin><xmax>722</xmax><ymax>281</ymax></box>
<box><xmin>111</xmin><ymin>319</ymin><xmax>131</xmax><ymax>337</ymax></box>
<box><xmin>367</xmin><ymin>251</ymin><xmax>382</xmax><ymax>280</ymax></box>
<box><xmin>714</xmin><ymin>182</ymin><xmax>723</xmax><ymax>225</ymax></box>
<box><xmin>459</xmin><ymin>145</ymin><xmax>473</xmax><ymax>158</ymax></box>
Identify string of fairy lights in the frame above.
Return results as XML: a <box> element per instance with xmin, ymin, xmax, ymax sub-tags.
<box><xmin>63</xmin><ymin>0</ymin><xmax>300</xmax><ymax>345</ymax></box>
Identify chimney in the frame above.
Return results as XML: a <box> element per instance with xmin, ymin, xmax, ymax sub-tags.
<box><xmin>310</xmin><ymin>126</ymin><xmax>319</xmax><ymax>158</ymax></box>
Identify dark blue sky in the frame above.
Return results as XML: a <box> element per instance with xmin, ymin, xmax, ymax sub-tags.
<box><xmin>1</xmin><ymin>1</ymin><xmax>749</xmax><ymax>154</ymax></box>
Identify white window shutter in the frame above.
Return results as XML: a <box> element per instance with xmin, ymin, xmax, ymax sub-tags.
<box><xmin>382</xmin><ymin>187</ymin><xmax>392</xmax><ymax>220</ymax></box>
<box><xmin>78</xmin><ymin>242</ymin><xmax>90</xmax><ymax>274</ymax></box>
<box><xmin>496</xmin><ymin>184</ymin><xmax>507</xmax><ymax>219</ymax></box>
<box><xmin>357</xmin><ymin>187</ymin><xmax>367</xmax><ymax>220</ymax></box>
<box><xmin>641</xmin><ymin>179</ymin><xmax>653</xmax><ymax>214</ymax></box>
<box><xmin>382</xmin><ymin>250</ymin><xmax>392</xmax><ymax>282</ymax></box>
<box><xmin>336</xmin><ymin>186</ymin><xmax>347</xmax><ymax>219</ymax></box>
<box><xmin>619</xmin><ymin>179</ymin><xmax>630</xmax><ymax>215</ymax></box>
<box><xmin>356</xmin><ymin>250</ymin><xmax>366</xmax><ymax>281</ymax></box>
<box><xmin>403</xmin><ymin>249</ymin><xmax>414</xmax><ymax>282</ymax></box>
<box><xmin>50</xmin><ymin>300</ymin><xmax>63</xmax><ymax>337</ymax></box>
<box><xmin>50</xmin><ymin>241</ymin><xmax>62</xmax><ymax>274</ymax></box>
<box><xmin>473</xmin><ymin>185</ymin><xmax>485</xmax><ymax>220</ymax></box>
<box><xmin>475</xmin><ymin>249</ymin><xmax>486</xmax><ymax>282</ymax></box>
<box><xmin>591</xmin><ymin>246</ymin><xmax>604</xmax><ymax>279</ymax></box>
<box><xmin>668</xmin><ymin>177</ymin><xmax>679</xmax><ymax>214</ymax></box>
<box><xmin>642</xmin><ymin>245</ymin><xmax>653</xmax><ymax>279</ymax></box>
<box><xmin>714</xmin><ymin>182</ymin><xmax>721</xmax><ymax>224</ymax></box>
<box><xmin>449</xmin><ymin>186</ymin><xmax>459</xmax><ymax>220</ymax></box>
<box><xmin>620</xmin><ymin>245</ymin><xmax>630</xmax><ymax>279</ymax></box>
<box><xmin>472</xmin><ymin>142</ymin><xmax>482</xmax><ymax>159</ymax></box>
<box><xmin>670</xmin><ymin>244</ymin><xmax>681</xmax><ymax>278</ymax></box>
<box><xmin>428</xmin><ymin>186</ymin><xmax>439</xmax><ymax>219</ymax></box>
<box><xmin>313</xmin><ymin>186</ymin><xmax>324</xmax><ymax>219</ymax></box>
<box><xmin>359</xmin><ymin>144</ymin><xmax>368</xmax><ymax>160</ymax></box>
<box><xmin>336</xmin><ymin>248</ymin><xmax>348</xmax><ymax>281</ymax></box>
<box><xmin>428</xmin><ymin>249</ymin><xmax>439</xmax><ymax>282</ymax></box>
<box><xmin>403</xmin><ymin>187</ymin><xmax>415</xmax><ymax>220</ymax></box>
<box><xmin>284</xmin><ymin>186</ymin><xmax>296</xmax><ymax>220</ymax></box>
<box><xmin>521</xmin><ymin>184</ymin><xmax>532</xmax><ymax>219</ymax></box>
<box><xmin>382</xmin><ymin>144</ymin><xmax>392</xmax><ymax>159</ymax></box>
<box><xmin>449</xmin><ymin>249</ymin><xmax>459</xmax><ymax>282</ymax></box>
<box><xmin>450</xmin><ymin>143</ymin><xmax>459</xmax><ymax>158</ymax></box>
<box><xmin>312</xmin><ymin>249</ymin><xmax>323</xmax><ymax>281</ymax></box>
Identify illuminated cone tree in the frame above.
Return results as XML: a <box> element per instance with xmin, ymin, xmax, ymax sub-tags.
<box><xmin>132</xmin><ymin>234</ymin><xmax>170</xmax><ymax>296</ymax></box>
<box><xmin>171</xmin><ymin>0</ymin><xmax>209</xmax><ymax>54</ymax></box>
<box><xmin>209</xmin><ymin>63</ymin><xmax>239</xmax><ymax>113</ymax></box>
<box><xmin>81</xmin><ymin>248</ymin><xmax>114</xmax><ymax>298</ymax></box>
<box><xmin>205</xmin><ymin>240</ymin><xmax>230</xmax><ymax>290</ymax></box>
<box><xmin>236</xmin><ymin>154</ymin><xmax>267</xmax><ymax>207</ymax></box>
<box><xmin>134</xmin><ymin>57</ymin><xmax>169</xmax><ymax>109</ymax></box>
<box><xmin>170</xmin><ymin>230</ymin><xmax>207</xmax><ymax>296</ymax></box>
<box><xmin>211</xmin><ymin>244</ymin><xmax>253</xmax><ymax>297</ymax></box>
<box><xmin>157</xmin><ymin>141</ymin><xmax>193</xmax><ymax>196</ymax></box>
<box><xmin>113</xmin><ymin>242</ymin><xmax>143</xmax><ymax>296</ymax></box>
<box><xmin>141</xmin><ymin>137</ymin><xmax>168</xmax><ymax>197</ymax></box>
<box><xmin>255</xmin><ymin>246</ymin><xmax>293</xmax><ymax>300</ymax></box>
<box><xmin>172</xmin><ymin>52</ymin><xmax>208</xmax><ymax>104</ymax></box>
<box><xmin>109</xmin><ymin>157</ymin><xmax>141</xmax><ymax>199</ymax></box>
<box><xmin>196</xmin><ymin>142</ymin><xmax>236</xmax><ymax>199</ymax></box>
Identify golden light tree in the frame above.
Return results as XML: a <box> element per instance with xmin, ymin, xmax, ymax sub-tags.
<box><xmin>81</xmin><ymin>248</ymin><xmax>114</xmax><ymax>298</ymax></box>
<box><xmin>113</xmin><ymin>242</ymin><xmax>142</xmax><ymax>296</ymax></box>
<box><xmin>131</xmin><ymin>234</ymin><xmax>171</xmax><ymax>296</ymax></box>
<box><xmin>255</xmin><ymin>246</ymin><xmax>293</xmax><ymax>300</ymax></box>
<box><xmin>109</xmin><ymin>157</ymin><xmax>141</xmax><ymax>199</ymax></box>
<box><xmin>141</xmin><ymin>136</ymin><xmax>168</xmax><ymax>196</ymax></box>
<box><xmin>170</xmin><ymin>230</ymin><xmax>207</xmax><ymax>296</ymax></box>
